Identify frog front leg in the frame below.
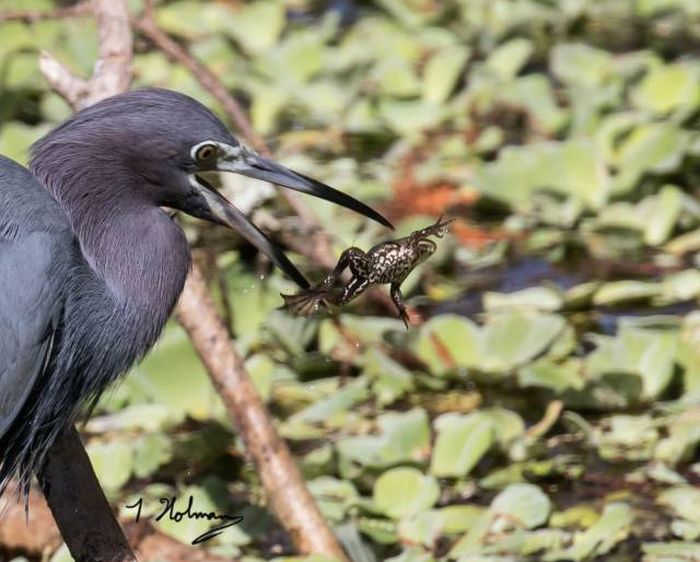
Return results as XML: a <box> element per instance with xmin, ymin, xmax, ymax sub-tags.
<box><xmin>390</xmin><ymin>282</ymin><xmax>410</xmax><ymax>329</ymax></box>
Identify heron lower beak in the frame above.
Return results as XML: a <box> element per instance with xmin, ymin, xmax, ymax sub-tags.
<box><xmin>188</xmin><ymin>174</ymin><xmax>312</xmax><ymax>288</ymax></box>
<box><xmin>218</xmin><ymin>151</ymin><xmax>393</xmax><ymax>229</ymax></box>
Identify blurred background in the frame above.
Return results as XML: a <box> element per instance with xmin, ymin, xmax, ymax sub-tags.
<box><xmin>2</xmin><ymin>0</ymin><xmax>700</xmax><ymax>561</ymax></box>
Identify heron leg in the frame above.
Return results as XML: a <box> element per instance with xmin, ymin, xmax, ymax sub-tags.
<box><xmin>390</xmin><ymin>282</ymin><xmax>410</xmax><ymax>329</ymax></box>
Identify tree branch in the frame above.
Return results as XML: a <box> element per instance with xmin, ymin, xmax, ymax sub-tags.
<box><xmin>0</xmin><ymin>2</ymin><xmax>91</xmax><ymax>24</ymax></box>
<box><xmin>176</xmin><ymin>266</ymin><xmax>348</xmax><ymax>561</ymax></box>
<box><xmin>39</xmin><ymin>0</ymin><xmax>132</xmax><ymax>111</ymax></box>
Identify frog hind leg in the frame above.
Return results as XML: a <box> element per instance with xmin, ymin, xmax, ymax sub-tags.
<box><xmin>336</xmin><ymin>276</ymin><xmax>370</xmax><ymax>306</ymax></box>
<box><xmin>323</xmin><ymin>247</ymin><xmax>367</xmax><ymax>287</ymax></box>
<box><xmin>390</xmin><ymin>282</ymin><xmax>410</xmax><ymax>329</ymax></box>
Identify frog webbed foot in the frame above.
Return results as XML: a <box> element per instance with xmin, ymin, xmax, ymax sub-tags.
<box><xmin>281</xmin><ymin>285</ymin><xmax>332</xmax><ymax>316</ymax></box>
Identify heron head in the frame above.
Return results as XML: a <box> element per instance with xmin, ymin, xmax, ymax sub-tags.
<box><xmin>30</xmin><ymin>88</ymin><xmax>391</xmax><ymax>288</ymax></box>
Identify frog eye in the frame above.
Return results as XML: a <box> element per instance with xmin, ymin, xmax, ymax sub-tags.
<box><xmin>418</xmin><ymin>240</ymin><xmax>437</xmax><ymax>257</ymax></box>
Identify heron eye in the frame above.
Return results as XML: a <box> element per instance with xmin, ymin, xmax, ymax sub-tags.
<box><xmin>195</xmin><ymin>143</ymin><xmax>217</xmax><ymax>163</ymax></box>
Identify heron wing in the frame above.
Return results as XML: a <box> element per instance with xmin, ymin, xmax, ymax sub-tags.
<box><xmin>0</xmin><ymin>157</ymin><xmax>69</xmax><ymax>439</ymax></box>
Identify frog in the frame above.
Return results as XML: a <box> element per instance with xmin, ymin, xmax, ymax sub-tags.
<box><xmin>281</xmin><ymin>216</ymin><xmax>454</xmax><ymax>327</ymax></box>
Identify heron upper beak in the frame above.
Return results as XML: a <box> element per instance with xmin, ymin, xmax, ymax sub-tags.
<box><xmin>187</xmin><ymin>148</ymin><xmax>391</xmax><ymax>289</ymax></box>
<box><xmin>218</xmin><ymin>148</ymin><xmax>392</xmax><ymax>230</ymax></box>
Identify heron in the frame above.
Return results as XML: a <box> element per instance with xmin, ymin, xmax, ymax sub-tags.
<box><xmin>0</xmin><ymin>88</ymin><xmax>391</xmax><ymax>501</ymax></box>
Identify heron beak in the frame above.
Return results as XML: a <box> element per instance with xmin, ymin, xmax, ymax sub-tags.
<box><xmin>217</xmin><ymin>148</ymin><xmax>393</xmax><ymax>229</ymax></box>
<box><xmin>188</xmin><ymin>175</ymin><xmax>311</xmax><ymax>289</ymax></box>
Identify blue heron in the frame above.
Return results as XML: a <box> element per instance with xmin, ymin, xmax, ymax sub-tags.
<box><xmin>0</xmin><ymin>88</ymin><xmax>390</xmax><ymax>500</ymax></box>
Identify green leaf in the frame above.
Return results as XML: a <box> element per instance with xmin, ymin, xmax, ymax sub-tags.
<box><xmin>133</xmin><ymin>433</ymin><xmax>173</xmax><ymax>479</ymax></box>
<box><xmin>430</xmin><ymin>412</ymin><xmax>494</xmax><ymax>477</ymax></box>
<box><xmin>614</xmin><ymin>123</ymin><xmax>689</xmax><ymax>193</ymax></box>
<box><xmin>291</xmin><ymin>379</ymin><xmax>368</xmax><ymax>424</ymax></box>
<box><xmin>483</xmin><ymin>287</ymin><xmax>563</xmax><ymax>312</ymax></box>
<box><xmin>448</xmin><ymin>511</ymin><xmax>494</xmax><ymax>557</ymax></box>
<box><xmin>490</xmin><ymin>483</ymin><xmax>551</xmax><ymax>530</ymax></box>
<box><xmin>486</xmin><ymin>38</ymin><xmax>533</xmax><ymax>80</ymax></box>
<box><xmin>378</xmin><ymin>99</ymin><xmax>443</xmax><ymax>136</ymax></box>
<box><xmin>586</xmin><ymin>323</ymin><xmax>678</xmax><ymax>399</ymax></box>
<box><xmin>551</xmin><ymin>43</ymin><xmax>613</xmax><ymax>86</ymax></box>
<box><xmin>507</xmin><ymin>74</ymin><xmax>567</xmax><ymax>134</ymax></box>
<box><xmin>87</xmin><ymin>439</ymin><xmax>133</xmax><ymax>491</ymax></box>
<box><xmin>416</xmin><ymin>314</ymin><xmax>481</xmax><ymax>375</ymax></box>
<box><xmin>418</xmin><ymin>312</ymin><xmax>565</xmax><ymax>375</ymax></box>
<box><xmin>363</xmin><ymin>347</ymin><xmax>415</xmax><ymax>405</ymax></box>
<box><xmin>597</xmin><ymin>414</ymin><xmax>659</xmax><ymax>461</ymax></box>
<box><xmin>337</xmin><ymin>409</ymin><xmax>431</xmax><ymax>475</ymax></box>
<box><xmin>477</xmin><ymin>139</ymin><xmax>610</xmax><ymax>209</ymax></box>
<box><xmin>519</xmin><ymin>358</ymin><xmax>585</xmax><ymax>392</ymax></box>
<box><xmin>632</xmin><ymin>63</ymin><xmax>700</xmax><ymax>115</ymax></box>
<box><xmin>658</xmin><ymin>486</ymin><xmax>700</xmax><ymax>523</ymax></box>
<box><xmin>373</xmin><ymin>467</ymin><xmax>440</xmax><ymax>519</ymax></box>
<box><xmin>225</xmin><ymin>1</ymin><xmax>286</xmax><ymax>54</ymax></box>
<box><xmin>126</xmin><ymin>324</ymin><xmax>224</xmax><ymax>421</ymax></box>
<box><xmin>655</xmin><ymin>411</ymin><xmax>700</xmax><ymax>464</ymax></box>
<box><xmin>441</xmin><ymin>505</ymin><xmax>487</xmax><ymax>534</ymax></box>
<box><xmin>593</xmin><ymin>281</ymin><xmax>662</xmax><ymax>306</ymax></box>
<box><xmin>479</xmin><ymin>313</ymin><xmax>566</xmax><ymax>373</ymax></box>
<box><xmin>156</xmin><ymin>1</ymin><xmax>235</xmax><ymax>38</ymax></box>
<box><xmin>547</xmin><ymin>503</ymin><xmax>633</xmax><ymax>560</ymax></box>
<box><xmin>398</xmin><ymin>510</ymin><xmax>446</xmax><ymax>547</ymax></box>
<box><xmin>154</xmin><ymin>485</ymin><xmax>220</xmax><ymax>545</ymax></box>
<box><xmin>642</xmin><ymin>542</ymin><xmax>700</xmax><ymax>562</ymax></box>
<box><xmin>307</xmin><ymin>477</ymin><xmax>359</xmax><ymax>523</ymax></box>
<box><xmin>484</xmin><ymin>407</ymin><xmax>526</xmax><ymax>448</ymax></box>
<box><xmin>0</xmin><ymin>122</ymin><xmax>51</xmax><ymax>165</ymax></box>
<box><xmin>86</xmin><ymin>403</ymin><xmax>180</xmax><ymax>433</ymax></box>
<box><xmin>244</xmin><ymin>354</ymin><xmax>276</xmax><ymax>401</ymax></box>
<box><xmin>377</xmin><ymin>60</ymin><xmax>422</xmax><ymax>97</ymax></box>
<box><xmin>660</xmin><ymin>269</ymin><xmax>700</xmax><ymax>303</ymax></box>
<box><xmin>645</xmin><ymin>185</ymin><xmax>683</xmax><ymax>245</ymax></box>
<box><xmin>422</xmin><ymin>45</ymin><xmax>470</xmax><ymax>104</ymax></box>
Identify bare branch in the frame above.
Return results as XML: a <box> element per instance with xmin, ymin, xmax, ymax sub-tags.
<box><xmin>83</xmin><ymin>0</ymin><xmax>133</xmax><ymax>108</ymax></box>
<box><xmin>0</xmin><ymin>1</ymin><xmax>91</xmax><ymax>24</ymax></box>
<box><xmin>39</xmin><ymin>0</ymin><xmax>132</xmax><ymax>110</ymax></box>
<box><xmin>38</xmin><ymin>50</ymin><xmax>88</xmax><ymax>105</ymax></box>
<box><xmin>176</xmin><ymin>266</ymin><xmax>349</xmax><ymax>561</ymax></box>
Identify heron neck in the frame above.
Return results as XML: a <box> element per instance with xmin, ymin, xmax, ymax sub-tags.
<box><xmin>29</xmin><ymin>158</ymin><xmax>191</xmax><ymax>327</ymax></box>
<box><xmin>69</xmin><ymin>202</ymin><xmax>190</xmax><ymax>360</ymax></box>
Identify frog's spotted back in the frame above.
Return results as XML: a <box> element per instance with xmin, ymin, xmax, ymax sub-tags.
<box><xmin>281</xmin><ymin>216</ymin><xmax>455</xmax><ymax>327</ymax></box>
